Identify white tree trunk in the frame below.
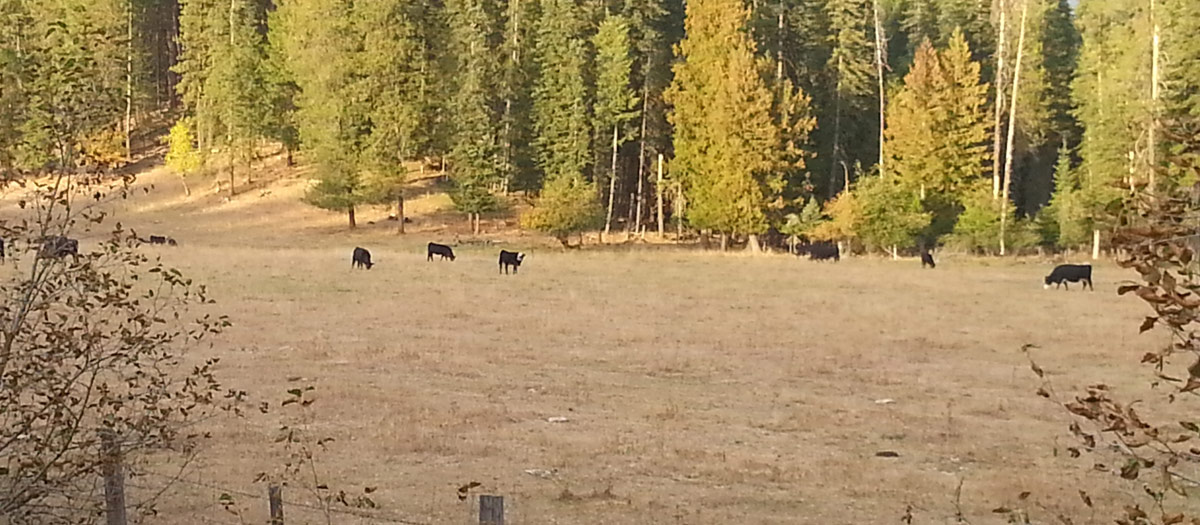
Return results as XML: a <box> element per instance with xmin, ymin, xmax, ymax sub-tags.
<box><xmin>656</xmin><ymin>154</ymin><xmax>665</xmax><ymax>239</ymax></box>
<box><xmin>991</xmin><ymin>0</ymin><xmax>1007</xmax><ymax>200</ymax></box>
<box><xmin>1149</xmin><ymin>0</ymin><xmax>1160</xmax><ymax>193</ymax></box>
<box><xmin>999</xmin><ymin>0</ymin><xmax>1027</xmax><ymax>256</ymax></box>
<box><xmin>125</xmin><ymin>0</ymin><xmax>133</xmax><ymax>161</ymax></box>
<box><xmin>1092</xmin><ymin>229</ymin><xmax>1100</xmax><ymax>260</ymax></box>
<box><xmin>873</xmin><ymin>0</ymin><xmax>886</xmax><ymax>176</ymax></box>
<box><xmin>604</xmin><ymin>125</ymin><xmax>618</xmax><ymax>240</ymax></box>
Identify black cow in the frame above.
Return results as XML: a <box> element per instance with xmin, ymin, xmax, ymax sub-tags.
<box><xmin>921</xmin><ymin>250</ymin><xmax>936</xmax><ymax>269</ymax></box>
<box><xmin>499</xmin><ymin>250</ymin><xmax>524</xmax><ymax>274</ymax></box>
<box><xmin>427</xmin><ymin>242</ymin><xmax>455</xmax><ymax>261</ymax></box>
<box><xmin>1044</xmin><ymin>264</ymin><xmax>1092</xmax><ymax>290</ymax></box>
<box><xmin>796</xmin><ymin>242</ymin><xmax>839</xmax><ymax>262</ymax></box>
<box><xmin>39</xmin><ymin>236</ymin><xmax>78</xmax><ymax>259</ymax></box>
<box><xmin>352</xmin><ymin>247</ymin><xmax>374</xmax><ymax>270</ymax></box>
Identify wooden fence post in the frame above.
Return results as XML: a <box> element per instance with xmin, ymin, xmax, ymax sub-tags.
<box><xmin>100</xmin><ymin>430</ymin><xmax>128</xmax><ymax>525</ymax></box>
<box><xmin>268</xmin><ymin>485</ymin><xmax>284</xmax><ymax>525</ymax></box>
<box><xmin>479</xmin><ymin>495</ymin><xmax>504</xmax><ymax>525</ymax></box>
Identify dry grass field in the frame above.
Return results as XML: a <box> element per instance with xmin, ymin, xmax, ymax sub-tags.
<box><xmin>5</xmin><ymin>164</ymin><xmax>1181</xmax><ymax>524</ymax></box>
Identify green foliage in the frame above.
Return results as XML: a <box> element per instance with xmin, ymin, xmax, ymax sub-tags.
<box><xmin>780</xmin><ymin>197</ymin><xmax>825</xmax><ymax>240</ymax></box>
<box><xmin>522</xmin><ymin>175</ymin><xmax>603</xmax><ymax>244</ymax></box>
<box><xmin>854</xmin><ymin>174</ymin><xmax>931</xmax><ymax>251</ymax></box>
<box><xmin>810</xmin><ymin>191</ymin><xmax>860</xmax><ymax>243</ymax></box>
<box><xmin>1045</xmin><ymin>144</ymin><xmax>1092</xmax><ymax>248</ymax></box>
<box><xmin>532</xmin><ymin>0</ymin><xmax>590</xmax><ymax>185</ymax></box>
<box><xmin>446</xmin><ymin>0</ymin><xmax>501</xmax><ymax>216</ymax></box>
<box><xmin>946</xmin><ymin>181</ymin><xmax>1010</xmax><ymax>254</ymax></box>
<box><xmin>666</xmin><ymin>0</ymin><xmax>782</xmax><ymax>238</ymax></box>
<box><xmin>886</xmin><ymin>31</ymin><xmax>990</xmax><ymax>229</ymax></box>
<box><xmin>165</xmin><ymin>119</ymin><xmax>203</xmax><ymax>176</ymax></box>
<box><xmin>593</xmin><ymin>13</ymin><xmax>640</xmax><ymax>176</ymax></box>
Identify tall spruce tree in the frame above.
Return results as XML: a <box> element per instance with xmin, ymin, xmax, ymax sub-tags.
<box><xmin>665</xmin><ymin>0</ymin><xmax>781</xmax><ymax>250</ymax></box>
<box><xmin>593</xmin><ymin>13</ymin><xmax>639</xmax><ymax>238</ymax></box>
<box><xmin>1072</xmin><ymin>0</ymin><xmax>1144</xmax><ymax>253</ymax></box>
<box><xmin>886</xmin><ymin>32</ymin><xmax>990</xmax><ymax>235</ymax></box>
<box><xmin>825</xmin><ymin>0</ymin><xmax>878</xmax><ymax>197</ymax></box>
<box><xmin>446</xmin><ymin>0</ymin><xmax>501</xmax><ymax>231</ymax></box>
<box><xmin>531</xmin><ymin>0</ymin><xmax>591</xmax><ymax>185</ymax></box>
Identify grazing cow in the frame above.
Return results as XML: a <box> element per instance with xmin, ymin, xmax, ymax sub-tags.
<box><xmin>1044</xmin><ymin>264</ymin><xmax>1093</xmax><ymax>290</ymax></box>
<box><xmin>427</xmin><ymin>242</ymin><xmax>456</xmax><ymax>261</ymax></box>
<box><xmin>352</xmin><ymin>247</ymin><xmax>374</xmax><ymax>270</ymax></box>
<box><xmin>499</xmin><ymin>250</ymin><xmax>524</xmax><ymax>274</ymax></box>
<box><xmin>39</xmin><ymin>236</ymin><xmax>78</xmax><ymax>259</ymax></box>
<box><xmin>921</xmin><ymin>250</ymin><xmax>936</xmax><ymax>269</ymax></box>
<box><xmin>796</xmin><ymin>241</ymin><xmax>839</xmax><ymax>262</ymax></box>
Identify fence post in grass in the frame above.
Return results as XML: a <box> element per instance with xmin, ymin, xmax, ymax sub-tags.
<box><xmin>100</xmin><ymin>430</ymin><xmax>128</xmax><ymax>525</ymax></box>
<box><xmin>479</xmin><ymin>495</ymin><xmax>504</xmax><ymax>525</ymax></box>
<box><xmin>268</xmin><ymin>485</ymin><xmax>284</xmax><ymax>525</ymax></box>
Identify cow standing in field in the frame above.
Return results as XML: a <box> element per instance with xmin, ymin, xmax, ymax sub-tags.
<box><xmin>427</xmin><ymin>242</ymin><xmax>455</xmax><ymax>261</ymax></box>
<box><xmin>797</xmin><ymin>241</ymin><xmax>839</xmax><ymax>262</ymax></box>
<box><xmin>39</xmin><ymin>236</ymin><xmax>78</xmax><ymax>259</ymax></box>
<box><xmin>921</xmin><ymin>250</ymin><xmax>936</xmax><ymax>269</ymax></box>
<box><xmin>1044</xmin><ymin>264</ymin><xmax>1092</xmax><ymax>290</ymax></box>
<box><xmin>352</xmin><ymin>247</ymin><xmax>374</xmax><ymax>270</ymax></box>
<box><xmin>499</xmin><ymin>250</ymin><xmax>524</xmax><ymax>274</ymax></box>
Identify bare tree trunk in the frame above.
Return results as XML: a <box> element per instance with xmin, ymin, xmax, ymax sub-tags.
<box><xmin>829</xmin><ymin>56</ymin><xmax>844</xmax><ymax>198</ymax></box>
<box><xmin>604</xmin><ymin>125</ymin><xmax>618</xmax><ymax>240</ymax></box>
<box><xmin>746</xmin><ymin>234</ymin><xmax>762</xmax><ymax>253</ymax></box>
<box><xmin>634</xmin><ymin>83</ymin><xmax>649</xmax><ymax>233</ymax></box>
<box><xmin>873</xmin><ymin>0</ymin><xmax>886</xmax><ymax>177</ymax></box>
<box><xmin>676</xmin><ymin>183</ymin><xmax>684</xmax><ymax>240</ymax></box>
<box><xmin>999</xmin><ymin>0</ymin><xmax>1027</xmax><ymax>256</ymax></box>
<box><xmin>180</xmin><ymin>177</ymin><xmax>191</xmax><ymax>197</ymax></box>
<box><xmin>397</xmin><ymin>195</ymin><xmax>405</xmax><ymax>234</ymax></box>
<box><xmin>348</xmin><ymin>207</ymin><xmax>356</xmax><ymax>229</ymax></box>
<box><xmin>656</xmin><ymin>153</ymin><xmax>665</xmax><ymax>239</ymax></box>
<box><xmin>719</xmin><ymin>233</ymin><xmax>728</xmax><ymax>252</ymax></box>
<box><xmin>125</xmin><ymin>0</ymin><xmax>133</xmax><ymax>161</ymax></box>
<box><xmin>991</xmin><ymin>0</ymin><xmax>1007</xmax><ymax>200</ymax></box>
<box><xmin>1149</xmin><ymin>0</ymin><xmax>1160</xmax><ymax>193</ymax></box>
<box><xmin>1091</xmin><ymin>229</ymin><xmax>1100</xmax><ymax>260</ymax></box>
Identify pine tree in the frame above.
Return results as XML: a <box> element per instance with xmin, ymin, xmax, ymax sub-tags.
<box><xmin>593</xmin><ymin>13</ymin><xmax>639</xmax><ymax>238</ymax></box>
<box><xmin>886</xmin><ymin>32</ymin><xmax>990</xmax><ymax>235</ymax></box>
<box><xmin>531</xmin><ymin>0</ymin><xmax>590</xmax><ymax>184</ymax></box>
<box><xmin>665</xmin><ymin>0</ymin><xmax>781</xmax><ymax>250</ymax></box>
<box><xmin>825</xmin><ymin>0</ymin><xmax>877</xmax><ymax>197</ymax></box>
<box><xmin>1162</xmin><ymin>0</ymin><xmax>1200</xmax><ymax>171</ymax></box>
<box><xmin>498</xmin><ymin>0</ymin><xmax>537</xmax><ymax>192</ymax></box>
<box><xmin>276</xmin><ymin>0</ymin><xmax>368</xmax><ymax>226</ymax></box>
<box><xmin>446</xmin><ymin>0</ymin><xmax>501</xmax><ymax>231</ymax></box>
<box><xmin>887</xmin><ymin>36</ymin><xmax>985</xmax><ymax>194</ymax></box>
<box><xmin>901</xmin><ymin>0</ymin><xmax>939</xmax><ymax>64</ymax></box>
<box><xmin>1072</xmin><ymin>0</ymin><xmax>1144</xmax><ymax>248</ymax></box>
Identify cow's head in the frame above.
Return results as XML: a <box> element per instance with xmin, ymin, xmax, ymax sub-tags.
<box><xmin>1043</xmin><ymin>275</ymin><xmax>1051</xmax><ymax>289</ymax></box>
<box><xmin>516</xmin><ymin>253</ymin><xmax>525</xmax><ymax>264</ymax></box>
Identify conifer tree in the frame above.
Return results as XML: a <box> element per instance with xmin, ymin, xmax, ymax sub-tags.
<box><xmin>446</xmin><ymin>0</ymin><xmax>501</xmax><ymax>230</ymax></box>
<box><xmin>666</xmin><ymin>0</ymin><xmax>781</xmax><ymax>250</ymax></box>
<box><xmin>825</xmin><ymin>0</ymin><xmax>877</xmax><ymax>197</ymax></box>
<box><xmin>593</xmin><ymin>13</ymin><xmax>639</xmax><ymax>238</ymax></box>
<box><xmin>531</xmin><ymin>0</ymin><xmax>591</xmax><ymax>184</ymax></box>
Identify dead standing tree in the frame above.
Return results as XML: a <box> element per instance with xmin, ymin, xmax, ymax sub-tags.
<box><xmin>0</xmin><ymin>174</ymin><xmax>239</xmax><ymax>522</ymax></box>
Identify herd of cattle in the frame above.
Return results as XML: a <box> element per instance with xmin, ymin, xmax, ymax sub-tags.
<box><xmin>351</xmin><ymin>243</ymin><xmax>526</xmax><ymax>274</ymax></box>
<box><xmin>0</xmin><ymin>235</ymin><xmax>1094</xmax><ymax>290</ymax></box>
